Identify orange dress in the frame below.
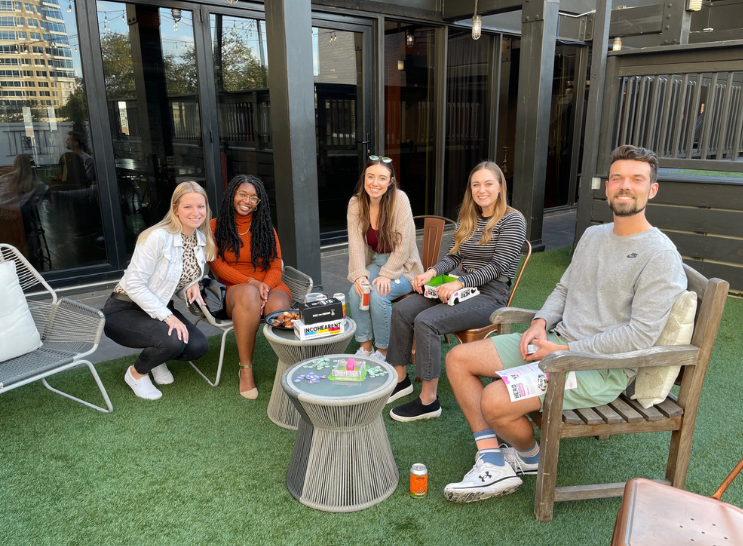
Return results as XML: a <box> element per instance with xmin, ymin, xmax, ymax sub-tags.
<box><xmin>209</xmin><ymin>215</ymin><xmax>291</xmax><ymax>297</ymax></box>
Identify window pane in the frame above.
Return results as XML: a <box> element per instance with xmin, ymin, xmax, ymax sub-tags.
<box><xmin>384</xmin><ymin>22</ymin><xmax>436</xmax><ymax>216</ymax></box>
<box><xmin>99</xmin><ymin>2</ymin><xmax>206</xmax><ymax>256</ymax></box>
<box><xmin>0</xmin><ymin>0</ymin><xmax>106</xmax><ymax>271</ymax></box>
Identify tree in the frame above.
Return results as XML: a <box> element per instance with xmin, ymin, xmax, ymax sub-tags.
<box><xmin>216</xmin><ymin>31</ymin><xmax>268</xmax><ymax>91</ymax></box>
<box><xmin>100</xmin><ymin>32</ymin><xmax>135</xmax><ymax>100</ymax></box>
<box><xmin>57</xmin><ymin>78</ymin><xmax>89</xmax><ymax>134</ymax></box>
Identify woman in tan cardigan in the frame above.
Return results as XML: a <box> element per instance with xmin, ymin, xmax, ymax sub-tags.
<box><xmin>347</xmin><ymin>156</ymin><xmax>423</xmax><ymax>361</ymax></box>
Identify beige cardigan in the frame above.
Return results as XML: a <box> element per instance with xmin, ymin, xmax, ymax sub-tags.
<box><xmin>347</xmin><ymin>189</ymin><xmax>423</xmax><ymax>285</ymax></box>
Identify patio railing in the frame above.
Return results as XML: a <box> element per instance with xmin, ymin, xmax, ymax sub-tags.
<box><xmin>597</xmin><ymin>41</ymin><xmax>743</xmax><ymax>173</ymax></box>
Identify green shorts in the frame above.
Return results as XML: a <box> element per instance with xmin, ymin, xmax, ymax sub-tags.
<box><xmin>491</xmin><ymin>332</ymin><xmax>632</xmax><ymax>411</ymax></box>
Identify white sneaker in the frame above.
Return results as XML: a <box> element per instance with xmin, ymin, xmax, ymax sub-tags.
<box><xmin>444</xmin><ymin>456</ymin><xmax>522</xmax><ymax>503</ymax></box>
<box><xmin>151</xmin><ymin>363</ymin><xmax>174</xmax><ymax>385</ymax></box>
<box><xmin>125</xmin><ymin>367</ymin><xmax>163</xmax><ymax>400</ymax></box>
<box><xmin>355</xmin><ymin>347</ymin><xmax>373</xmax><ymax>357</ymax></box>
<box><xmin>370</xmin><ymin>350</ymin><xmax>387</xmax><ymax>362</ymax></box>
<box><xmin>501</xmin><ymin>445</ymin><xmax>539</xmax><ymax>475</ymax></box>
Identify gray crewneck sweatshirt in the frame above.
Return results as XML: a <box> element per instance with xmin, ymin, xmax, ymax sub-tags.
<box><xmin>534</xmin><ymin>223</ymin><xmax>686</xmax><ymax>375</ymax></box>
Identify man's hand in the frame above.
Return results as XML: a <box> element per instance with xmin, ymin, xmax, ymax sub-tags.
<box><xmin>524</xmin><ymin>338</ymin><xmax>569</xmax><ymax>362</ymax></box>
<box><xmin>519</xmin><ymin>318</ymin><xmax>549</xmax><ymax>359</ymax></box>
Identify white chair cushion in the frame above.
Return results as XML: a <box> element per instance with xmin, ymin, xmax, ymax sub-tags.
<box><xmin>0</xmin><ymin>260</ymin><xmax>42</xmax><ymax>362</ymax></box>
<box><xmin>632</xmin><ymin>290</ymin><xmax>697</xmax><ymax>408</ymax></box>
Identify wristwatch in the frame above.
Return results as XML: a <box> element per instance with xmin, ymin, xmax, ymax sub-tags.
<box><xmin>162</xmin><ymin>312</ymin><xmax>173</xmax><ymax>322</ymax></box>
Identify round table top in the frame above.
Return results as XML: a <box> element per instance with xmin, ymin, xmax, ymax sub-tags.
<box><xmin>263</xmin><ymin>318</ymin><xmax>356</xmax><ymax>345</ymax></box>
<box><xmin>282</xmin><ymin>356</ymin><xmax>397</xmax><ymax>405</ymax></box>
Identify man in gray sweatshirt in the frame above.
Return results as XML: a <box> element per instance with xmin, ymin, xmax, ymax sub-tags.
<box><xmin>443</xmin><ymin>145</ymin><xmax>686</xmax><ymax>503</ymax></box>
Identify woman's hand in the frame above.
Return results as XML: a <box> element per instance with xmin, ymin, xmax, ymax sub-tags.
<box><xmin>165</xmin><ymin>314</ymin><xmax>189</xmax><ymax>343</ymax></box>
<box><xmin>354</xmin><ymin>276</ymin><xmax>369</xmax><ymax>297</ymax></box>
<box><xmin>249</xmin><ymin>279</ymin><xmax>270</xmax><ymax>310</ymax></box>
<box><xmin>372</xmin><ymin>275</ymin><xmax>392</xmax><ymax>297</ymax></box>
<box><xmin>412</xmin><ymin>269</ymin><xmax>437</xmax><ymax>294</ymax></box>
<box><xmin>436</xmin><ymin>280</ymin><xmax>464</xmax><ymax>303</ymax></box>
<box><xmin>185</xmin><ymin>284</ymin><xmax>205</xmax><ymax>307</ymax></box>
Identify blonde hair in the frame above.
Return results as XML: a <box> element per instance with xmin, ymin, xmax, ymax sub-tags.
<box><xmin>451</xmin><ymin>161</ymin><xmax>520</xmax><ymax>254</ymax></box>
<box><xmin>137</xmin><ymin>181</ymin><xmax>216</xmax><ymax>261</ymax></box>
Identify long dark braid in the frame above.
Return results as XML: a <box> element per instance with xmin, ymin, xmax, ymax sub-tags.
<box><xmin>214</xmin><ymin>174</ymin><xmax>277</xmax><ymax>271</ymax></box>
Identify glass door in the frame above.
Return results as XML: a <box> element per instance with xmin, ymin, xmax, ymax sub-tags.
<box><xmin>208</xmin><ymin>10</ymin><xmax>372</xmax><ymax>238</ymax></box>
<box><xmin>312</xmin><ymin>21</ymin><xmax>372</xmax><ymax>240</ymax></box>
<box><xmin>96</xmin><ymin>1</ymin><xmax>208</xmax><ymax>255</ymax></box>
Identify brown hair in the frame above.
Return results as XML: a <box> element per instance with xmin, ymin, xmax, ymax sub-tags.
<box><xmin>451</xmin><ymin>161</ymin><xmax>520</xmax><ymax>254</ymax></box>
<box><xmin>350</xmin><ymin>158</ymin><xmax>401</xmax><ymax>253</ymax></box>
<box><xmin>610</xmin><ymin>145</ymin><xmax>658</xmax><ymax>184</ymax></box>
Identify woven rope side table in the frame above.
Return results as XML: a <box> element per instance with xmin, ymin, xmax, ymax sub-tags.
<box><xmin>281</xmin><ymin>356</ymin><xmax>398</xmax><ymax>512</ymax></box>
<box><xmin>263</xmin><ymin>319</ymin><xmax>356</xmax><ymax>430</ymax></box>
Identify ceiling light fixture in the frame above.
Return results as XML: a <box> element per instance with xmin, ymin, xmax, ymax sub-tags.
<box><xmin>472</xmin><ymin>0</ymin><xmax>482</xmax><ymax>40</ymax></box>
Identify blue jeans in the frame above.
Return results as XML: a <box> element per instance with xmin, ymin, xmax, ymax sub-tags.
<box><xmin>348</xmin><ymin>252</ymin><xmax>413</xmax><ymax>349</ymax></box>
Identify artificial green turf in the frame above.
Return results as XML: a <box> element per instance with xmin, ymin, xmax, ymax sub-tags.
<box><xmin>1</xmin><ymin>247</ymin><xmax>742</xmax><ymax>546</ymax></box>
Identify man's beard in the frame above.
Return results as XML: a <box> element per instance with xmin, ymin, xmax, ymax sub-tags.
<box><xmin>608</xmin><ymin>193</ymin><xmax>645</xmax><ymax>217</ymax></box>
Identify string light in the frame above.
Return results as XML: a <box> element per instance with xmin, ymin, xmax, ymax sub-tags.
<box><xmin>171</xmin><ymin>9</ymin><xmax>181</xmax><ymax>32</ymax></box>
<box><xmin>613</xmin><ymin>36</ymin><xmax>622</xmax><ymax>51</ymax></box>
<box><xmin>121</xmin><ymin>14</ymin><xmax>125</xmax><ymax>23</ymax></box>
<box><xmin>67</xmin><ymin>1</ymin><xmax>72</xmax><ymax>13</ymax></box>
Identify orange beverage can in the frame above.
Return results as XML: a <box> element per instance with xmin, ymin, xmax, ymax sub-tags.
<box><xmin>410</xmin><ymin>463</ymin><xmax>428</xmax><ymax>498</ymax></box>
<box><xmin>333</xmin><ymin>293</ymin><xmax>346</xmax><ymax>318</ymax></box>
<box><xmin>360</xmin><ymin>280</ymin><xmax>371</xmax><ymax>310</ymax></box>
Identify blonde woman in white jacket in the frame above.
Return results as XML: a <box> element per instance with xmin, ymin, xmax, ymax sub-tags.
<box><xmin>347</xmin><ymin>156</ymin><xmax>423</xmax><ymax>361</ymax></box>
<box><xmin>102</xmin><ymin>182</ymin><xmax>216</xmax><ymax>400</ymax></box>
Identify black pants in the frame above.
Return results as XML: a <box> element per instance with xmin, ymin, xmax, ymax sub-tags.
<box><xmin>102</xmin><ymin>297</ymin><xmax>209</xmax><ymax>375</ymax></box>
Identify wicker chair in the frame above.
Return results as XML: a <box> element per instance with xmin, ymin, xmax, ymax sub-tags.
<box><xmin>0</xmin><ymin>244</ymin><xmax>111</xmax><ymax>412</ymax></box>
<box><xmin>185</xmin><ymin>265</ymin><xmax>313</xmax><ymax>386</ymax></box>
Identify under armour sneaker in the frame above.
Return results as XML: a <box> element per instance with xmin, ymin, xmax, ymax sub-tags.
<box><xmin>444</xmin><ymin>456</ymin><xmax>522</xmax><ymax>503</ymax></box>
<box><xmin>501</xmin><ymin>446</ymin><xmax>539</xmax><ymax>476</ymax></box>
<box><xmin>387</xmin><ymin>374</ymin><xmax>414</xmax><ymax>404</ymax></box>
<box><xmin>151</xmin><ymin>363</ymin><xmax>174</xmax><ymax>385</ymax></box>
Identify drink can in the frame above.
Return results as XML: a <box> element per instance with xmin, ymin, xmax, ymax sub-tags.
<box><xmin>305</xmin><ymin>292</ymin><xmax>327</xmax><ymax>303</ymax></box>
<box><xmin>333</xmin><ymin>293</ymin><xmax>346</xmax><ymax>318</ymax></box>
<box><xmin>360</xmin><ymin>280</ymin><xmax>371</xmax><ymax>310</ymax></box>
<box><xmin>410</xmin><ymin>463</ymin><xmax>428</xmax><ymax>498</ymax></box>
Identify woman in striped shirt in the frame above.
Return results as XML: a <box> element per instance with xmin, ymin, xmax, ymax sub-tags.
<box><xmin>386</xmin><ymin>161</ymin><xmax>526</xmax><ymax>422</ymax></box>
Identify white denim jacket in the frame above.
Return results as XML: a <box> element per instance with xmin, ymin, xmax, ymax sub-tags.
<box><xmin>119</xmin><ymin>228</ymin><xmax>207</xmax><ymax>321</ymax></box>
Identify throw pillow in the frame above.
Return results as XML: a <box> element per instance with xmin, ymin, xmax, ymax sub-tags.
<box><xmin>0</xmin><ymin>260</ymin><xmax>42</xmax><ymax>362</ymax></box>
<box><xmin>632</xmin><ymin>290</ymin><xmax>697</xmax><ymax>408</ymax></box>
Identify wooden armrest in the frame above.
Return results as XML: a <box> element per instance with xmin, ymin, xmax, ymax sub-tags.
<box><xmin>490</xmin><ymin>307</ymin><xmax>538</xmax><ymax>325</ymax></box>
<box><xmin>538</xmin><ymin>345</ymin><xmax>700</xmax><ymax>373</ymax></box>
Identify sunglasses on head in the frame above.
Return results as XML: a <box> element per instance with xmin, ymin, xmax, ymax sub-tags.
<box><xmin>369</xmin><ymin>155</ymin><xmax>393</xmax><ymax>164</ymax></box>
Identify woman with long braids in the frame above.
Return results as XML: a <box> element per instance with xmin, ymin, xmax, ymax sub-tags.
<box><xmin>386</xmin><ymin>161</ymin><xmax>526</xmax><ymax>422</ymax></box>
<box><xmin>347</xmin><ymin>156</ymin><xmax>422</xmax><ymax>361</ymax></box>
<box><xmin>209</xmin><ymin>174</ymin><xmax>292</xmax><ymax>399</ymax></box>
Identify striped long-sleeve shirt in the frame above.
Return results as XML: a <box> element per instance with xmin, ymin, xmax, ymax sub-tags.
<box><xmin>431</xmin><ymin>211</ymin><xmax>526</xmax><ymax>288</ymax></box>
